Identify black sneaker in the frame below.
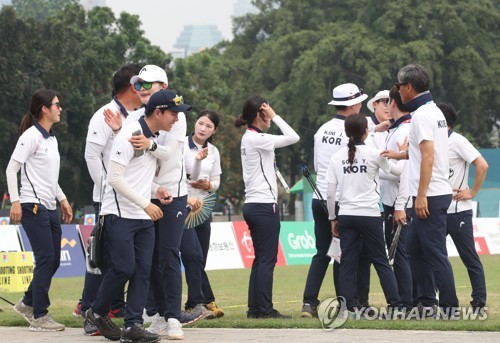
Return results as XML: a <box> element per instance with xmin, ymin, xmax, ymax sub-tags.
<box><xmin>258</xmin><ymin>309</ymin><xmax>292</xmax><ymax>319</ymax></box>
<box><xmin>180</xmin><ymin>309</ymin><xmax>204</xmax><ymax>327</ymax></box>
<box><xmin>300</xmin><ymin>303</ymin><xmax>318</xmax><ymax>318</ymax></box>
<box><xmin>85</xmin><ymin>308</ymin><xmax>121</xmax><ymax>341</ymax></box>
<box><xmin>121</xmin><ymin>323</ymin><xmax>159</xmax><ymax>343</ymax></box>
<box><xmin>246</xmin><ymin>310</ymin><xmax>259</xmax><ymax>319</ymax></box>
<box><xmin>470</xmin><ymin>300</ymin><xmax>486</xmax><ymax>311</ymax></box>
<box><xmin>83</xmin><ymin>318</ymin><xmax>101</xmax><ymax>336</ymax></box>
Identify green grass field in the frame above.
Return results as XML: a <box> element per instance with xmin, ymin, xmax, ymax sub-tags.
<box><xmin>1</xmin><ymin>255</ymin><xmax>499</xmax><ymax>331</ymax></box>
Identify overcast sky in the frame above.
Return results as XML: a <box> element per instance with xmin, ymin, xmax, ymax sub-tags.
<box><xmin>106</xmin><ymin>0</ymin><xmax>238</xmax><ymax>53</ymax></box>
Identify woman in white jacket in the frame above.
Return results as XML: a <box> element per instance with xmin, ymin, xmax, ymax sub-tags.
<box><xmin>235</xmin><ymin>95</ymin><xmax>299</xmax><ymax>319</ymax></box>
<box><xmin>326</xmin><ymin>113</ymin><xmax>401</xmax><ymax>316</ymax></box>
<box><xmin>7</xmin><ymin>89</ymin><xmax>72</xmax><ymax>331</ymax></box>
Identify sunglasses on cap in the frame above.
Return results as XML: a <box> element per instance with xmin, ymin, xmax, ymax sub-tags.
<box><xmin>134</xmin><ymin>81</ymin><xmax>157</xmax><ymax>91</ymax></box>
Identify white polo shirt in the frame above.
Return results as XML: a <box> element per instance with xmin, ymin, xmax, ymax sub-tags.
<box><xmin>154</xmin><ymin>112</ymin><xmax>188</xmax><ymax>198</ymax></box>
<box><xmin>366</xmin><ymin>115</ymin><xmax>388</xmax><ymax>149</ymax></box>
<box><xmin>100</xmin><ymin>117</ymin><xmax>158</xmax><ymax>219</ymax></box>
<box><xmin>313</xmin><ymin>115</ymin><xmax>349</xmax><ymax>199</ymax></box>
<box><xmin>11</xmin><ymin>123</ymin><xmax>60</xmax><ymax>210</ymax></box>
<box><xmin>447</xmin><ymin>131</ymin><xmax>481</xmax><ymax>213</ymax></box>
<box><xmin>86</xmin><ymin>98</ymin><xmax>141</xmax><ymax>202</ymax></box>
<box><xmin>327</xmin><ymin>144</ymin><xmax>394</xmax><ymax>217</ymax></box>
<box><xmin>408</xmin><ymin>101</ymin><xmax>452</xmax><ymax>197</ymax></box>
<box><xmin>380</xmin><ymin>115</ymin><xmax>411</xmax><ymax>210</ymax></box>
<box><xmin>184</xmin><ymin>135</ymin><xmax>221</xmax><ymax>200</ymax></box>
<box><xmin>125</xmin><ymin>109</ymin><xmax>188</xmax><ymax>199</ymax></box>
<box><xmin>241</xmin><ymin>116</ymin><xmax>299</xmax><ymax>203</ymax></box>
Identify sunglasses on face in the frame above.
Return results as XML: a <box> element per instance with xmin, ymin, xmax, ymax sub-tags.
<box><xmin>134</xmin><ymin>81</ymin><xmax>155</xmax><ymax>91</ymax></box>
<box><xmin>377</xmin><ymin>99</ymin><xmax>390</xmax><ymax>105</ymax></box>
<box><xmin>395</xmin><ymin>82</ymin><xmax>409</xmax><ymax>90</ymax></box>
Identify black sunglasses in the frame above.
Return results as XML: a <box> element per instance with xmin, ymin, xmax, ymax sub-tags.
<box><xmin>395</xmin><ymin>82</ymin><xmax>409</xmax><ymax>90</ymax></box>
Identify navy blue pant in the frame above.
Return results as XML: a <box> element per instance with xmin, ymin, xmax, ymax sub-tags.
<box><xmin>243</xmin><ymin>202</ymin><xmax>280</xmax><ymax>315</ymax></box>
<box><xmin>146</xmin><ymin>196</ymin><xmax>187</xmax><ymax>320</ymax></box>
<box><xmin>80</xmin><ymin>202</ymin><xmax>124</xmax><ymax>313</ymax></box>
<box><xmin>92</xmin><ymin>215</ymin><xmax>154</xmax><ymax>327</ymax></box>
<box><xmin>21</xmin><ymin>203</ymin><xmax>61</xmax><ymax>318</ymax></box>
<box><xmin>410</xmin><ymin>194</ymin><xmax>458</xmax><ymax>308</ymax></box>
<box><xmin>302</xmin><ymin>199</ymin><xmax>339</xmax><ymax>307</ymax></box>
<box><xmin>355</xmin><ymin>243</ymin><xmax>372</xmax><ymax>307</ymax></box>
<box><xmin>447</xmin><ymin>210</ymin><xmax>486</xmax><ymax>304</ymax></box>
<box><xmin>383</xmin><ymin>205</ymin><xmax>413</xmax><ymax>306</ymax></box>
<box><xmin>180</xmin><ymin>225</ymin><xmax>205</xmax><ymax>308</ymax></box>
<box><xmin>180</xmin><ymin>218</ymin><xmax>215</xmax><ymax>309</ymax></box>
<box><xmin>195</xmin><ymin>218</ymin><xmax>215</xmax><ymax>303</ymax></box>
<box><xmin>338</xmin><ymin>215</ymin><xmax>400</xmax><ymax>311</ymax></box>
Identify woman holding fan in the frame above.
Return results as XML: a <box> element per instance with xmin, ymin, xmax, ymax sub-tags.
<box><xmin>180</xmin><ymin>110</ymin><xmax>224</xmax><ymax>317</ymax></box>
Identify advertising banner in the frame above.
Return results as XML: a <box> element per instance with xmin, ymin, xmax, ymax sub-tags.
<box><xmin>19</xmin><ymin>225</ymin><xmax>86</xmax><ymax>278</ymax></box>
<box><xmin>232</xmin><ymin>221</ymin><xmax>286</xmax><ymax>268</ymax></box>
<box><xmin>205</xmin><ymin>222</ymin><xmax>244</xmax><ymax>271</ymax></box>
<box><xmin>0</xmin><ymin>225</ymin><xmax>22</xmax><ymax>252</ymax></box>
<box><xmin>0</xmin><ymin>251</ymin><xmax>34</xmax><ymax>293</ymax></box>
<box><xmin>473</xmin><ymin>218</ymin><xmax>500</xmax><ymax>254</ymax></box>
<box><xmin>279</xmin><ymin>222</ymin><xmax>316</xmax><ymax>265</ymax></box>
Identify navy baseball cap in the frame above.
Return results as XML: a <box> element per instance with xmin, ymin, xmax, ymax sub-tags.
<box><xmin>146</xmin><ymin>89</ymin><xmax>192</xmax><ymax>113</ymax></box>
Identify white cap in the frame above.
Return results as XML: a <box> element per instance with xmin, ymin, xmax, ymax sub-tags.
<box><xmin>328</xmin><ymin>83</ymin><xmax>368</xmax><ymax>106</ymax></box>
<box><xmin>367</xmin><ymin>90</ymin><xmax>390</xmax><ymax>113</ymax></box>
<box><xmin>130</xmin><ymin>65</ymin><xmax>168</xmax><ymax>85</ymax></box>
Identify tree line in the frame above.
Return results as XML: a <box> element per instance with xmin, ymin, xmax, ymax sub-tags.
<box><xmin>1</xmin><ymin>0</ymin><xmax>498</xmax><ymax>212</ymax></box>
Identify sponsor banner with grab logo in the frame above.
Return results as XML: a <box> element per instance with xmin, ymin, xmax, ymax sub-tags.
<box><xmin>279</xmin><ymin>222</ymin><xmax>316</xmax><ymax>265</ymax></box>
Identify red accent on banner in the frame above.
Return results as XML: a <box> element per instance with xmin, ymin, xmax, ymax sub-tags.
<box><xmin>232</xmin><ymin>221</ymin><xmax>286</xmax><ymax>268</ymax></box>
<box><xmin>474</xmin><ymin>237</ymin><xmax>490</xmax><ymax>255</ymax></box>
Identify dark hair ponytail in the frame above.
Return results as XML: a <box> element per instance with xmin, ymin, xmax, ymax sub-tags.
<box><xmin>347</xmin><ymin>137</ymin><xmax>356</xmax><ymax>166</ymax></box>
<box><xmin>234</xmin><ymin>114</ymin><xmax>247</xmax><ymax>128</ymax></box>
<box><xmin>19</xmin><ymin>89</ymin><xmax>59</xmax><ymax>136</ymax></box>
<box><xmin>235</xmin><ymin>95</ymin><xmax>267</xmax><ymax>128</ymax></box>
<box><xmin>344</xmin><ymin>113</ymin><xmax>368</xmax><ymax>166</ymax></box>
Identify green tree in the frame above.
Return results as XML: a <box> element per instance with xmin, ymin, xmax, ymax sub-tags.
<box><xmin>12</xmin><ymin>0</ymin><xmax>78</xmax><ymax>21</ymax></box>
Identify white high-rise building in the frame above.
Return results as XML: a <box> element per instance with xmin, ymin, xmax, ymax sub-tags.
<box><xmin>173</xmin><ymin>25</ymin><xmax>224</xmax><ymax>58</ymax></box>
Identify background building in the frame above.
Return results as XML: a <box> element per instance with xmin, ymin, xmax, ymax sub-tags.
<box><xmin>170</xmin><ymin>0</ymin><xmax>257</xmax><ymax>58</ymax></box>
<box><xmin>172</xmin><ymin>24</ymin><xmax>224</xmax><ymax>58</ymax></box>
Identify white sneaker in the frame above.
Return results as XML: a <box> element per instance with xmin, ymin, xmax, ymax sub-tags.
<box><xmin>146</xmin><ymin>315</ymin><xmax>167</xmax><ymax>335</ymax></box>
<box><xmin>13</xmin><ymin>300</ymin><xmax>33</xmax><ymax>325</ymax></box>
<box><xmin>166</xmin><ymin>318</ymin><xmax>184</xmax><ymax>340</ymax></box>
<box><xmin>29</xmin><ymin>314</ymin><xmax>65</xmax><ymax>331</ymax></box>
<box><xmin>143</xmin><ymin>309</ymin><xmax>159</xmax><ymax>324</ymax></box>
